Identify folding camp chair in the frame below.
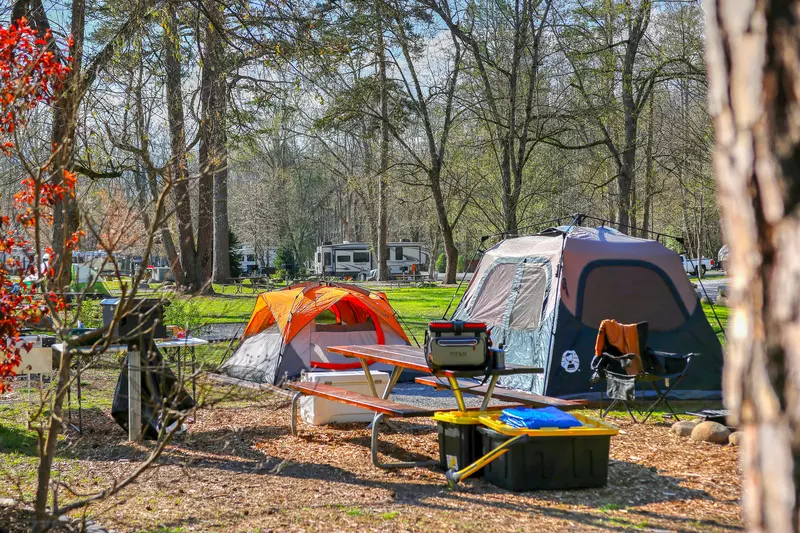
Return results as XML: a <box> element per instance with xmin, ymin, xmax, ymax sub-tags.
<box><xmin>590</xmin><ymin>320</ymin><xmax>693</xmax><ymax>423</ymax></box>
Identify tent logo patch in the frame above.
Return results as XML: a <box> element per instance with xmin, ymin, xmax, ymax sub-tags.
<box><xmin>446</xmin><ymin>454</ymin><xmax>459</xmax><ymax>470</ymax></box>
<box><xmin>561</xmin><ymin>350</ymin><xmax>580</xmax><ymax>373</ymax></box>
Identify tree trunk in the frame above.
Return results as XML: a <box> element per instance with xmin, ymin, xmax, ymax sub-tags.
<box><xmin>209</xmin><ymin>2</ymin><xmax>230</xmax><ymax>284</ymax></box>
<box><xmin>616</xmin><ymin>0</ymin><xmax>650</xmax><ymax>231</ymax></box>
<box><xmin>430</xmin><ymin>167</ymin><xmax>458</xmax><ymax>284</ymax></box>
<box><xmin>376</xmin><ymin>9</ymin><xmax>390</xmax><ymax>282</ymax></box>
<box><xmin>618</xmin><ymin>81</ymin><xmax>637</xmax><ymax>230</ymax></box>
<box><xmin>642</xmin><ymin>95</ymin><xmax>655</xmax><ymax>238</ymax></box>
<box><xmin>163</xmin><ymin>1</ymin><xmax>199</xmax><ymax>291</ymax></box>
<box><xmin>48</xmin><ymin>0</ymin><xmax>85</xmax><ymax>292</ymax></box>
<box><xmin>706</xmin><ymin>1</ymin><xmax>800</xmax><ymax>531</ymax></box>
<box><xmin>197</xmin><ymin>9</ymin><xmax>217</xmax><ymax>289</ymax></box>
<box><xmin>212</xmin><ymin>124</ymin><xmax>231</xmax><ymax>283</ymax></box>
<box><xmin>33</xmin><ymin>347</ymin><xmax>72</xmax><ymax>531</ymax></box>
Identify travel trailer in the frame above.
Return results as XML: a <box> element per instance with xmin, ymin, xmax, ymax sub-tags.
<box><xmin>313</xmin><ymin>241</ymin><xmax>429</xmax><ymax>279</ymax></box>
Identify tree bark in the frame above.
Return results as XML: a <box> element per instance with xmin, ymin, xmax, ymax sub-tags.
<box><xmin>706</xmin><ymin>1</ymin><xmax>800</xmax><ymax>531</ymax></box>
<box><xmin>208</xmin><ymin>1</ymin><xmax>230</xmax><ymax>284</ymax></box>
<box><xmin>48</xmin><ymin>0</ymin><xmax>85</xmax><ymax>291</ymax></box>
<box><xmin>163</xmin><ymin>1</ymin><xmax>200</xmax><ymax>291</ymax></box>
<box><xmin>197</xmin><ymin>9</ymin><xmax>217</xmax><ymax>288</ymax></box>
<box><xmin>642</xmin><ymin>94</ymin><xmax>655</xmax><ymax>238</ymax></box>
<box><xmin>617</xmin><ymin>1</ymin><xmax>649</xmax><ymax>229</ymax></box>
<box><xmin>376</xmin><ymin>7</ymin><xmax>390</xmax><ymax>282</ymax></box>
<box><xmin>33</xmin><ymin>347</ymin><xmax>71</xmax><ymax>531</ymax></box>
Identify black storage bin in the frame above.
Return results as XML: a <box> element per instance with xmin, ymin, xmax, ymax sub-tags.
<box><xmin>477</xmin><ymin>426</ymin><xmax>611</xmax><ymax>491</ymax></box>
<box><xmin>436</xmin><ymin>420</ymin><xmax>484</xmax><ymax>476</ymax></box>
<box><xmin>100</xmin><ymin>298</ymin><xmax>168</xmax><ymax>343</ymax></box>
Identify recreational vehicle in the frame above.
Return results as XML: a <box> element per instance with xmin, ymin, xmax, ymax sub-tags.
<box><xmin>313</xmin><ymin>241</ymin><xmax>428</xmax><ymax>279</ymax></box>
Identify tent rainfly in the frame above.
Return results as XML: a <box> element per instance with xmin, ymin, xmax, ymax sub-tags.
<box><xmin>221</xmin><ymin>282</ymin><xmax>409</xmax><ymax>384</ymax></box>
<box><xmin>453</xmin><ymin>226</ymin><xmax>724</xmax><ymax>399</ymax></box>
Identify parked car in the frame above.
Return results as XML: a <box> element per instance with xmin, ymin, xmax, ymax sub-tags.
<box><xmin>680</xmin><ymin>255</ymin><xmax>714</xmax><ymax>276</ymax></box>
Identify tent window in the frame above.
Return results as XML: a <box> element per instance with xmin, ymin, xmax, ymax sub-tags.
<box><xmin>470</xmin><ymin>262</ymin><xmax>517</xmax><ymax>324</ymax></box>
<box><xmin>324</xmin><ymin>252</ymin><xmax>331</xmax><ymax>266</ymax></box>
<box><xmin>509</xmin><ymin>262</ymin><xmax>548</xmax><ymax>330</ymax></box>
<box><xmin>580</xmin><ymin>265</ymin><xmax>687</xmax><ymax>331</ymax></box>
<box><xmin>337</xmin><ymin>254</ymin><xmax>351</xmax><ymax>263</ymax></box>
<box><xmin>353</xmin><ymin>252</ymin><xmax>370</xmax><ymax>263</ymax></box>
<box><xmin>314</xmin><ymin>309</ymin><xmax>339</xmax><ymax>324</ymax></box>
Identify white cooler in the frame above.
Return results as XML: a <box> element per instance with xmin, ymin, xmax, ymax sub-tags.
<box><xmin>300</xmin><ymin>370</ymin><xmax>389</xmax><ymax>425</ymax></box>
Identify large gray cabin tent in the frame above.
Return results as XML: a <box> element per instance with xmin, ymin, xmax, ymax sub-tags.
<box><xmin>452</xmin><ymin>226</ymin><xmax>724</xmax><ymax>399</ymax></box>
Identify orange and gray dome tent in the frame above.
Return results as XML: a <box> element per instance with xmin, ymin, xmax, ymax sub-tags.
<box><xmin>221</xmin><ymin>282</ymin><xmax>410</xmax><ymax>384</ymax></box>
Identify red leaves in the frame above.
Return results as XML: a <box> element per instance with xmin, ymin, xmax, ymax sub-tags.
<box><xmin>0</xmin><ymin>18</ymin><xmax>74</xmax><ymax>393</ymax></box>
<box><xmin>0</xmin><ymin>18</ymin><xmax>71</xmax><ymax>139</ymax></box>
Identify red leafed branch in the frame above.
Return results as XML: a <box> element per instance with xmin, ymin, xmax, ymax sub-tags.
<box><xmin>0</xmin><ymin>18</ymin><xmax>72</xmax><ymax>393</ymax></box>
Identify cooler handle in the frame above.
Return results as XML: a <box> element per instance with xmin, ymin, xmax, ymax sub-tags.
<box><xmin>436</xmin><ymin>338</ymin><xmax>479</xmax><ymax>347</ymax></box>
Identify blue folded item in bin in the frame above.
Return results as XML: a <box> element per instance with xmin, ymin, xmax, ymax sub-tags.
<box><xmin>498</xmin><ymin>406</ymin><xmax>582</xmax><ymax>429</ymax></box>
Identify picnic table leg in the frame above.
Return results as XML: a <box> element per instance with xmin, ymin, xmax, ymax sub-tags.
<box><xmin>358</xmin><ymin>359</ymin><xmax>379</xmax><ymax>398</ymax></box>
<box><xmin>382</xmin><ymin>366</ymin><xmax>403</xmax><ymax>400</ymax></box>
<box><xmin>479</xmin><ymin>374</ymin><xmax>500</xmax><ymax>412</ymax></box>
<box><xmin>191</xmin><ymin>346</ymin><xmax>197</xmax><ymax>402</ymax></box>
<box><xmin>446</xmin><ymin>376</ymin><xmax>467</xmax><ymax>412</ymax></box>
<box><xmin>290</xmin><ymin>392</ymin><xmax>301</xmax><ymax>436</ymax></box>
<box><xmin>371</xmin><ymin>413</ymin><xmax>437</xmax><ymax>470</ymax></box>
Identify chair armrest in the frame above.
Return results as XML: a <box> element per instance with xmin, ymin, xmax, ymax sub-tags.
<box><xmin>601</xmin><ymin>351</ymin><xmax>637</xmax><ymax>360</ymax></box>
<box><xmin>650</xmin><ymin>351</ymin><xmax>694</xmax><ymax>361</ymax></box>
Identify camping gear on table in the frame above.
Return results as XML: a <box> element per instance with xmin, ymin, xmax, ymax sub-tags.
<box><xmin>300</xmin><ymin>370</ymin><xmax>389</xmax><ymax>425</ymax></box>
<box><xmin>111</xmin><ymin>344</ymin><xmax>195</xmax><ymax>439</ymax></box>
<box><xmin>498</xmin><ymin>406</ymin><xmax>581</xmax><ymax>429</ymax></box>
<box><xmin>446</xmin><ymin>411</ymin><xmax>618</xmax><ymax>490</ymax></box>
<box><xmin>424</xmin><ymin>320</ymin><xmax>491</xmax><ymax>373</ymax></box>
<box><xmin>452</xmin><ymin>225</ymin><xmax>722</xmax><ymax>399</ymax></box>
<box><xmin>591</xmin><ymin>319</ymin><xmax>693</xmax><ymax>423</ymax></box>
<box><xmin>220</xmin><ymin>282</ymin><xmax>410</xmax><ymax>385</ymax></box>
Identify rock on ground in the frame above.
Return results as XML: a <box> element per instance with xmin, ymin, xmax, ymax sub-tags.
<box><xmin>716</xmin><ymin>295</ymin><xmax>729</xmax><ymax>307</ymax></box>
<box><xmin>671</xmin><ymin>420</ymin><xmax>699</xmax><ymax>437</ymax></box>
<box><xmin>729</xmin><ymin>431</ymin><xmax>743</xmax><ymax>446</ymax></box>
<box><xmin>691</xmin><ymin>421</ymin><xmax>731</xmax><ymax>444</ymax></box>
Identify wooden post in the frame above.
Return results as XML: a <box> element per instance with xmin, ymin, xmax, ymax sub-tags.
<box><xmin>128</xmin><ymin>349</ymin><xmax>141</xmax><ymax>441</ymax></box>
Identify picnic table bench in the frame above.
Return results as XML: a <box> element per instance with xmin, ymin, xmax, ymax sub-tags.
<box><xmin>287</xmin><ymin>381</ymin><xmax>441</xmax><ymax>469</ymax></box>
<box><xmin>414</xmin><ymin>376</ymin><xmax>588</xmax><ymax>411</ymax></box>
<box><xmin>287</xmin><ymin>344</ymin><xmax>545</xmax><ymax>469</ymax></box>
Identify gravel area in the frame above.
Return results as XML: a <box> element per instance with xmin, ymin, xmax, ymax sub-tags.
<box><xmin>390</xmin><ymin>381</ymin><xmax>509</xmax><ymax>411</ymax></box>
<box><xmin>194</xmin><ymin>322</ymin><xmax>247</xmax><ymax>341</ymax></box>
<box><xmin>694</xmin><ymin>274</ymin><xmax>727</xmax><ymax>300</ymax></box>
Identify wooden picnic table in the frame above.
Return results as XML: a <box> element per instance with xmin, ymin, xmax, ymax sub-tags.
<box><xmin>229</xmin><ymin>276</ymin><xmax>271</xmax><ymax>294</ymax></box>
<box><xmin>327</xmin><ymin>344</ymin><xmax>543</xmax><ymax>412</ymax></box>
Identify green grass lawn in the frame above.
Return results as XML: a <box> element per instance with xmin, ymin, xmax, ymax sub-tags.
<box><xmin>75</xmin><ymin>280</ymin><xmax>730</xmax><ymax>344</ymax></box>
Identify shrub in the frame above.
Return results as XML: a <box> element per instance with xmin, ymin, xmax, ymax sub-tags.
<box><xmin>435</xmin><ymin>253</ymin><xmax>446</xmax><ymax>273</ymax></box>
<box><xmin>457</xmin><ymin>255</ymin><xmax>465</xmax><ymax>273</ymax></box>
<box><xmin>164</xmin><ymin>298</ymin><xmax>204</xmax><ymax>333</ymax></box>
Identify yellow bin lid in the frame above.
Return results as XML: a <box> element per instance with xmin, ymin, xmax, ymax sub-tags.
<box><xmin>478</xmin><ymin>412</ymin><xmax>619</xmax><ymax>437</ymax></box>
<box><xmin>434</xmin><ymin>410</ymin><xmax>500</xmax><ymax>425</ymax></box>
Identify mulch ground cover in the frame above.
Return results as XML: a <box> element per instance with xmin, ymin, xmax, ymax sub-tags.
<box><xmin>1</xmin><ymin>381</ymin><xmax>741</xmax><ymax>533</ymax></box>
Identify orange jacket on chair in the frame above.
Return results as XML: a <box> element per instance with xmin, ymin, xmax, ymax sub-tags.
<box><xmin>594</xmin><ymin>319</ymin><xmax>644</xmax><ymax>375</ymax></box>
